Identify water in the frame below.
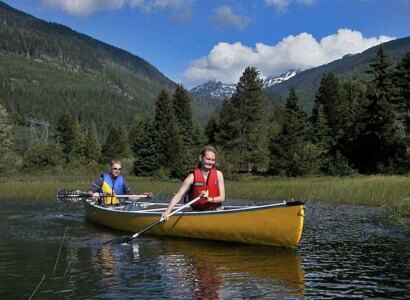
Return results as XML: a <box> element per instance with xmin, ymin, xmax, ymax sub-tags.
<box><xmin>0</xmin><ymin>199</ymin><xmax>409</xmax><ymax>299</ymax></box>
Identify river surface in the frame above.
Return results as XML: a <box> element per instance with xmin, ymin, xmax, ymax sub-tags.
<box><xmin>0</xmin><ymin>198</ymin><xmax>409</xmax><ymax>299</ymax></box>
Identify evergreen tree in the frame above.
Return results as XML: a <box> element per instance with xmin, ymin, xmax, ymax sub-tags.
<box><xmin>101</xmin><ymin>125</ymin><xmax>125</xmax><ymax>163</ymax></box>
<box><xmin>310</xmin><ymin>104</ymin><xmax>330</xmax><ymax>150</ymax></box>
<box><xmin>172</xmin><ymin>84</ymin><xmax>193</xmax><ymax>146</ymax></box>
<box><xmin>394</xmin><ymin>51</ymin><xmax>410</xmax><ymax>138</ymax></box>
<box><xmin>129</xmin><ymin>118</ymin><xmax>144</xmax><ymax>157</ymax></box>
<box><xmin>216</xmin><ymin>66</ymin><xmax>269</xmax><ymax>165</ymax></box>
<box><xmin>85</xmin><ymin>121</ymin><xmax>101</xmax><ymax>163</ymax></box>
<box><xmin>0</xmin><ymin>104</ymin><xmax>13</xmax><ymax>158</ymax></box>
<box><xmin>69</xmin><ymin>117</ymin><xmax>87</xmax><ymax>164</ymax></box>
<box><xmin>311</xmin><ymin>73</ymin><xmax>345</xmax><ymax>155</ymax></box>
<box><xmin>204</xmin><ymin>115</ymin><xmax>220</xmax><ymax>145</ymax></box>
<box><xmin>167</xmin><ymin>117</ymin><xmax>192</xmax><ymax>179</ymax></box>
<box><xmin>337</xmin><ymin>77</ymin><xmax>367</xmax><ymax>168</ymax></box>
<box><xmin>119</xmin><ymin>127</ymin><xmax>132</xmax><ymax>159</ymax></box>
<box><xmin>154</xmin><ymin>90</ymin><xmax>174</xmax><ymax>166</ymax></box>
<box><xmin>132</xmin><ymin>119</ymin><xmax>161</xmax><ymax>176</ymax></box>
<box><xmin>309</xmin><ymin>73</ymin><xmax>356</xmax><ymax>174</ymax></box>
<box><xmin>268</xmin><ymin>88</ymin><xmax>308</xmax><ymax>176</ymax></box>
<box><xmin>352</xmin><ymin>48</ymin><xmax>407</xmax><ymax>173</ymax></box>
<box><xmin>54</xmin><ymin>112</ymin><xmax>74</xmax><ymax>161</ymax></box>
<box><xmin>191</xmin><ymin>121</ymin><xmax>207</xmax><ymax>152</ymax></box>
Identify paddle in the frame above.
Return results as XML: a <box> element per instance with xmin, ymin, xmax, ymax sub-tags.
<box><xmin>103</xmin><ymin>196</ymin><xmax>201</xmax><ymax>245</ymax></box>
<box><xmin>56</xmin><ymin>189</ymin><xmax>151</xmax><ymax>202</ymax></box>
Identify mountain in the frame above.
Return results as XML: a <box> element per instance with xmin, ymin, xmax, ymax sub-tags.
<box><xmin>265</xmin><ymin>36</ymin><xmax>410</xmax><ymax>112</ymax></box>
<box><xmin>191</xmin><ymin>37</ymin><xmax>410</xmax><ymax>110</ymax></box>
<box><xmin>0</xmin><ymin>1</ymin><xmax>220</xmax><ymax>134</ymax></box>
<box><xmin>190</xmin><ymin>69</ymin><xmax>300</xmax><ymax>100</ymax></box>
<box><xmin>190</xmin><ymin>81</ymin><xmax>236</xmax><ymax>100</ymax></box>
<box><xmin>263</xmin><ymin>70</ymin><xmax>299</xmax><ymax>88</ymax></box>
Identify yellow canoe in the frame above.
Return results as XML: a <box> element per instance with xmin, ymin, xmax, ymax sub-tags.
<box><xmin>84</xmin><ymin>199</ymin><xmax>305</xmax><ymax>248</ymax></box>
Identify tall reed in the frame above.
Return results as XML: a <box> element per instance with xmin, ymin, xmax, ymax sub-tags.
<box><xmin>1</xmin><ymin>175</ymin><xmax>409</xmax><ymax>217</ymax></box>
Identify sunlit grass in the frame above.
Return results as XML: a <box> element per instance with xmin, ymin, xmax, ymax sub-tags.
<box><xmin>225</xmin><ymin>176</ymin><xmax>409</xmax><ymax>203</ymax></box>
<box><xmin>1</xmin><ymin>174</ymin><xmax>409</xmax><ymax>218</ymax></box>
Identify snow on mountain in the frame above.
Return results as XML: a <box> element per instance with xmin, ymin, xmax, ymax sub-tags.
<box><xmin>190</xmin><ymin>69</ymin><xmax>300</xmax><ymax>100</ymax></box>
<box><xmin>189</xmin><ymin>81</ymin><xmax>236</xmax><ymax>100</ymax></box>
<box><xmin>263</xmin><ymin>69</ymin><xmax>299</xmax><ymax>88</ymax></box>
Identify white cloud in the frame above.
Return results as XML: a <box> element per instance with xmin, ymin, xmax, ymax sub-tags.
<box><xmin>129</xmin><ymin>0</ymin><xmax>194</xmax><ymax>22</ymax></box>
<box><xmin>183</xmin><ymin>29</ymin><xmax>394</xmax><ymax>87</ymax></box>
<box><xmin>43</xmin><ymin>0</ymin><xmax>194</xmax><ymax>19</ymax></box>
<box><xmin>44</xmin><ymin>0</ymin><xmax>126</xmax><ymax>17</ymax></box>
<box><xmin>210</xmin><ymin>6</ymin><xmax>254</xmax><ymax>30</ymax></box>
<box><xmin>265</xmin><ymin>0</ymin><xmax>314</xmax><ymax>12</ymax></box>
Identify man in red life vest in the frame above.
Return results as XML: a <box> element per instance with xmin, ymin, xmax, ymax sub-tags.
<box><xmin>161</xmin><ymin>146</ymin><xmax>225</xmax><ymax>220</ymax></box>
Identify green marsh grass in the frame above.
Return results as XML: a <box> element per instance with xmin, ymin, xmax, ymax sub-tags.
<box><xmin>1</xmin><ymin>174</ymin><xmax>409</xmax><ymax>218</ymax></box>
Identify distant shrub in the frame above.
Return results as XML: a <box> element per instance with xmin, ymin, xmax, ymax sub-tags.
<box><xmin>23</xmin><ymin>141</ymin><xmax>64</xmax><ymax>169</ymax></box>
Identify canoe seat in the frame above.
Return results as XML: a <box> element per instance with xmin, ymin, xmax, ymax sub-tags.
<box><xmin>123</xmin><ymin>203</ymin><xmax>144</xmax><ymax>211</ymax></box>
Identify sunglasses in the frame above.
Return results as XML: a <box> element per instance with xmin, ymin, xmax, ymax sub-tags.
<box><xmin>112</xmin><ymin>167</ymin><xmax>121</xmax><ymax>171</ymax></box>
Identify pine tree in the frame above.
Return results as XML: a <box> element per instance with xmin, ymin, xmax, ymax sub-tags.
<box><xmin>132</xmin><ymin>119</ymin><xmax>161</xmax><ymax>176</ymax></box>
<box><xmin>311</xmin><ymin>73</ymin><xmax>345</xmax><ymax>154</ymax></box>
<box><xmin>191</xmin><ymin>121</ymin><xmax>207</xmax><ymax>152</ymax></box>
<box><xmin>54</xmin><ymin>112</ymin><xmax>74</xmax><ymax>161</ymax></box>
<box><xmin>268</xmin><ymin>88</ymin><xmax>308</xmax><ymax>175</ymax></box>
<box><xmin>154</xmin><ymin>90</ymin><xmax>174</xmax><ymax>166</ymax></box>
<box><xmin>85</xmin><ymin>121</ymin><xmax>101</xmax><ymax>163</ymax></box>
<box><xmin>167</xmin><ymin>117</ymin><xmax>192</xmax><ymax>179</ymax></box>
<box><xmin>119</xmin><ymin>127</ymin><xmax>132</xmax><ymax>159</ymax></box>
<box><xmin>216</xmin><ymin>66</ymin><xmax>269</xmax><ymax>165</ymax></box>
<box><xmin>394</xmin><ymin>51</ymin><xmax>410</xmax><ymax>138</ymax></box>
<box><xmin>310</xmin><ymin>104</ymin><xmax>330</xmax><ymax>150</ymax></box>
<box><xmin>204</xmin><ymin>115</ymin><xmax>220</xmax><ymax>145</ymax></box>
<box><xmin>172</xmin><ymin>84</ymin><xmax>193</xmax><ymax>146</ymax></box>
<box><xmin>352</xmin><ymin>48</ymin><xmax>407</xmax><ymax>173</ymax></box>
<box><xmin>309</xmin><ymin>73</ymin><xmax>357</xmax><ymax>174</ymax></box>
<box><xmin>129</xmin><ymin>118</ymin><xmax>144</xmax><ymax>157</ymax></box>
<box><xmin>69</xmin><ymin>117</ymin><xmax>87</xmax><ymax>164</ymax></box>
<box><xmin>101</xmin><ymin>125</ymin><xmax>124</xmax><ymax>163</ymax></box>
<box><xmin>0</xmin><ymin>104</ymin><xmax>13</xmax><ymax>159</ymax></box>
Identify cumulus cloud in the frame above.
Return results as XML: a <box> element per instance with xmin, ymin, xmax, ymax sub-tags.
<box><xmin>43</xmin><ymin>0</ymin><xmax>194</xmax><ymax>20</ymax></box>
<box><xmin>265</xmin><ymin>0</ymin><xmax>314</xmax><ymax>12</ymax></box>
<box><xmin>183</xmin><ymin>29</ymin><xmax>394</xmax><ymax>87</ymax></box>
<box><xmin>210</xmin><ymin>6</ymin><xmax>254</xmax><ymax>30</ymax></box>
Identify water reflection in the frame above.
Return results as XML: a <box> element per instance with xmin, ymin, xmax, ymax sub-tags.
<box><xmin>1</xmin><ymin>199</ymin><xmax>409</xmax><ymax>299</ymax></box>
<box><xmin>156</xmin><ymin>238</ymin><xmax>304</xmax><ymax>299</ymax></box>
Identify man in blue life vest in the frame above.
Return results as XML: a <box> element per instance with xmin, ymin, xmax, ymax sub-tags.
<box><xmin>87</xmin><ymin>159</ymin><xmax>134</xmax><ymax>205</ymax></box>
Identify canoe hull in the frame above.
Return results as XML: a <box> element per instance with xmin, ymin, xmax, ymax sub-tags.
<box><xmin>84</xmin><ymin>200</ymin><xmax>305</xmax><ymax>248</ymax></box>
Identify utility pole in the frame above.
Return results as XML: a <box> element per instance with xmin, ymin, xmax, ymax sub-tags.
<box><xmin>26</xmin><ymin>118</ymin><xmax>49</xmax><ymax>146</ymax></box>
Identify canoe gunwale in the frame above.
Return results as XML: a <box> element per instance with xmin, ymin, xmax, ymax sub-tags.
<box><xmin>84</xmin><ymin>199</ymin><xmax>305</xmax><ymax>216</ymax></box>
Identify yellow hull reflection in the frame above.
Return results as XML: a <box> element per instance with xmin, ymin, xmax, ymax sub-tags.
<box><xmin>160</xmin><ymin>239</ymin><xmax>305</xmax><ymax>298</ymax></box>
<box><xmin>85</xmin><ymin>200</ymin><xmax>305</xmax><ymax>248</ymax></box>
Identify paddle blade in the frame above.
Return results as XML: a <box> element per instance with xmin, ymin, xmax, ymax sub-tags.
<box><xmin>56</xmin><ymin>189</ymin><xmax>87</xmax><ymax>202</ymax></box>
<box><xmin>102</xmin><ymin>235</ymin><xmax>133</xmax><ymax>245</ymax></box>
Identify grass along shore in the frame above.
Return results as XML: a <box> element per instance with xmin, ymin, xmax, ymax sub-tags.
<box><xmin>1</xmin><ymin>174</ymin><xmax>409</xmax><ymax>219</ymax></box>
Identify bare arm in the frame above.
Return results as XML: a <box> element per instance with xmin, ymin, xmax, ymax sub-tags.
<box><xmin>161</xmin><ymin>173</ymin><xmax>194</xmax><ymax>220</ymax></box>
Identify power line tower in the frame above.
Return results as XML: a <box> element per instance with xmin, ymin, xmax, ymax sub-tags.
<box><xmin>26</xmin><ymin>118</ymin><xmax>49</xmax><ymax>146</ymax></box>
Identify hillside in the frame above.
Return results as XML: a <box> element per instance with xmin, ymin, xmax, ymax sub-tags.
<box><xmin>266</xmin><ymin>36</ymin><xmax>410</xmax><ymax>112</ymax></box>
<box><xmin>0</xmin><ymin>1</ymin><xmax>220</xmax><ymax>137</ymax></box>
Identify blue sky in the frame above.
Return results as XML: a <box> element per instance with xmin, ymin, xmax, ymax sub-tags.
<box><xmin>3</xmin><ymin>0</ymin><xmax>410</xmax><ymax>88</ymax></box>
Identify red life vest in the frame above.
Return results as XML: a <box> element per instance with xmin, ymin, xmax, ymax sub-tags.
<box><xmin>189</xmin><ymin>167</ymin><xmax>221</xmax><ymax>211</ymax></box>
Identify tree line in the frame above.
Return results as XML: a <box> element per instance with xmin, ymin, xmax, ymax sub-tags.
<box><xmin>0</xmin><ymin>48</ymin><xmax>409</xmax><ymax>178</ymax></box>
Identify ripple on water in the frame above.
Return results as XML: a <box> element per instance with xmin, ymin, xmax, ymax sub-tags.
<box><xmin>0</xmin><ymin>200</ymin><xmax>409</xmax><ymax>299</ymax></box>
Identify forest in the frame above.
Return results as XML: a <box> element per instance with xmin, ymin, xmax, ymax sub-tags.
<box><xmin>1</xmin><ymin>47</ymin><xmax>410</xmax><ymax>178</ymax></box>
